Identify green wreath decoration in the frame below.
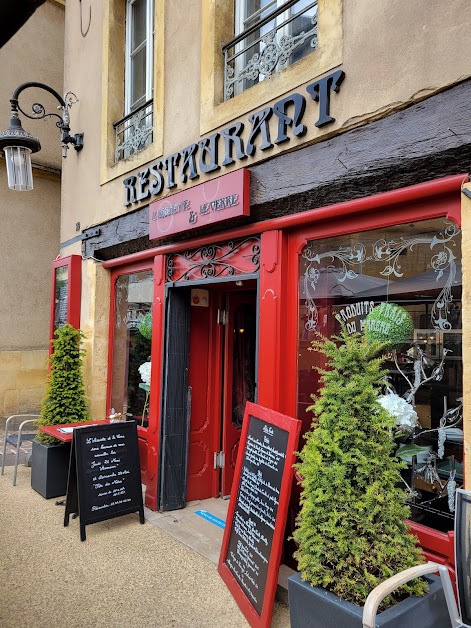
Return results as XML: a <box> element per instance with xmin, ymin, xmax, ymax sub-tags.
<box><xmin>364</xmin><ymin>303</ymin><xmax>414</xmax><ymax>350</ymax></box>
<box><xmin>138</xmin><ymin>312</ymin><xmax>152</xmax><ymax>340</ymax></box>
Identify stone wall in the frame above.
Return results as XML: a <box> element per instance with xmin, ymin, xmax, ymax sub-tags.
<box><xmin>0</xmin><ymin>350</ymin><xmax>48</xmax><ymax>418</ymax></box>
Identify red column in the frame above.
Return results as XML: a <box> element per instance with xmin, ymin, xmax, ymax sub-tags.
<box><xmin>258</xmin><ymin>230</ymin><xmax>291</xmax><ymax>414</ymax></box>
<box><xmin>144</xmin><ymin>254</ymin><xmax>166</xmax><ymax>510</ymax></box>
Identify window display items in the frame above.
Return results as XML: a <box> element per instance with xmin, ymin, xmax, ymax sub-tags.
<box><xmin>108</xmin><ymin>408</ymin><xmax>123</xmax><ymax>422</ymax></box>
<box><xmin>138</xmin><ymin>360</ymin><xmax>151</xmax><ymax>426</ymax></box>
<box><xmin>377</xmin><ymin>333</ymin><xmax>463</xmax><ymax>516</ymax></box>
<box><xmin>138</xmin><ymin>312</ymin><xmax>152</xmax><ymax>339</ymax></box>
<box><xmin>364</xmin><ymin>303</ymin><xmax>414</xmax><ymax>350</ymax></box>
<box><xmin>378</xmin><ymin>391</ymin><xmax>419</xmax><ymax>433</ymax></box>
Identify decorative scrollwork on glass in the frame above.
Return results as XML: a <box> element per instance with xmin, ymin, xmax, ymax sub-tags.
<box><xmin>302</xmin><ymin>221</ymin><xmax>460</xmax><ymax>332</ymax></box>
<box><xmin>302</xmin><ymin>243</ymin><xmax>366</xmax><ymax>330</ymax></box>
<box><xmin>373</xmin><ymin>236</ymin><xmax>432</xmax><ymax>279</ymax></box>
<box><xmin>373</xmin><ymin>222</ymin><xmax>460</xmax><ymax>331</ymax></box>
<box><xmin>167</xmin><ymin>237</ymin><xmax>261</xmax><ymax>282</ymax></box>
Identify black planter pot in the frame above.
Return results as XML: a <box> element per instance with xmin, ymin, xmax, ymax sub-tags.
<box><xmin>31</xmin><ymin>440</ymin><xmax>71</xmax><ymax>499</ymax></box>
<box><xmin>288</xmin><ymin>573</ymin><xmax>451</xmax><ymax>628</ymax></box>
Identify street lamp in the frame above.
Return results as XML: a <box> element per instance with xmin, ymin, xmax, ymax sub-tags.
<box><xmin>0</xmin><ymin>82</ymin><xmax>84</xmax><ymax>191</ymax></box>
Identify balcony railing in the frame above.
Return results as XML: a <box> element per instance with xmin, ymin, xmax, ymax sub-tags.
<box><xmin>114</xmin><ymin>100</ymin><xmax>153</xmax><ymax>163</ymax></box>
<box><xmin>223</xmin><ymin>0</ymin><xmax>318</xmax><ymax>101</ymax></box>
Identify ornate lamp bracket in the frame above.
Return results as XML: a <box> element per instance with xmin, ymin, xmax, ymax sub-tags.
<box><xmin>1</xmin><ymin>81</ymin><xmax>84</xmax><ymax>158</ymax></box>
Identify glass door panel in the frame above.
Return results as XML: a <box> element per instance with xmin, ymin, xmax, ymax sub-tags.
<box><xmin>110</xmin><ymin>270</ymin><xmax>153</xmax><ymax>427</ymax></box>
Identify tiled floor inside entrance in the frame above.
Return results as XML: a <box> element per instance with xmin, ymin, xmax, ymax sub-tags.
<box><xmin>144</xmin><ymin>497</ymin><xmax>229</xmax><ymax>564</ymax></box>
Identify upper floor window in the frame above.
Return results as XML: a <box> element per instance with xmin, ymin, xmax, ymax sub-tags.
<box><xmin>114</xmin><ymin>0</ymin><xmax>154</xmax><ymax>162</ymax></box>
<box><xmin>223</xmin><ymin>0</ymin><xmax>318</xmax><ymax>100</ymax></box>
<box><xmin>126</xmin><ymin>0</ymin><xmax>154</xmax><ymax>113</ymax></box>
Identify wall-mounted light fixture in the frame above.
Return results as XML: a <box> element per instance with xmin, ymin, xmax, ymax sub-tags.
<box><xmin>0</xmin><ymin>82</ymin><xmax>83</xmax><ymax>191</ymax></box>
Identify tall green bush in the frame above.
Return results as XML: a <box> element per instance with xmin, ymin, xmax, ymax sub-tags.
<box><xmin>293</xmin><ymin>329</ymin><xmax>427</xmax><ymax>609</ymax></box>
<box><xmin>36</xmin><ymin>324</ymin><xmax>91</xmax><ymax>445</ymax></box>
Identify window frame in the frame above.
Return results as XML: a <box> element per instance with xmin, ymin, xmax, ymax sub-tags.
<box><xmin>281</xmin><ymin>179</ymin><xmax>464</xmax><ymax>556</ymax></box>
<box><xmin>101</xmin><ymin>0</ymin><xmax>164</xmax><ymax>184</ymax></box>
<box><xmin>125</xmin><ymin>0</ymin><xmax>155</xmax><ymax>116</ymax></box>
<box><xmin>200</xmin><ymin>0</ymin><xmax>343</xmax><ymax>136</ymax></box>
<box><xmin>107</xmin><ymin>261</ymin><xmax>155</xmax><ymax>431</ymax></box>
<box><xmin>230</xmin><ymin>0</ymin><xmax>318</xmax><ymax>98</ymax></box>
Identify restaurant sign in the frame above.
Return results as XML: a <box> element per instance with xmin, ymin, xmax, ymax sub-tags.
<box><xmin>149</xmin><ymin>169</ymin><xmax>250</xmax><ymax>239</ymax></box>
<box><xmin>124</xmin><ymin>70</ymin><xmax>345</xmax><ymax>208</ymax></box>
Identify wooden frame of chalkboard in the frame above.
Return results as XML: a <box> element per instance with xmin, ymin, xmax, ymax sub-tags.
<box><xmin>218</xmin><ymin>402</ymin><xmax>301</xmax><ymax>628</ymax></box>
<box><xmin>64</xmin><ymin>421</ymin><xmax>144</xmax><ymax>541</ymax></box>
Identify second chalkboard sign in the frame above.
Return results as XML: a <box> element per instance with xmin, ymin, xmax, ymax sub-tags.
<box><xmin>218</xmin><ymin>402</ymin><xmax>300</xmax><ymax>628</ymax></box>
<box><xmin>64</xmin><ymin>421</ymin><xmax>144</xmax><ymax>541</ymax></box>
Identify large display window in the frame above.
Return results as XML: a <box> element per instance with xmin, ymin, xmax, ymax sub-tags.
<box><xmin>297</xmin><ymin>217</ymin><xmax>462</xmax><ymax>533</ymax></box>
<box><xmin>109</xmin><ymin>268</ymin><xmax>154</xmax><ymax>427</ymax></box>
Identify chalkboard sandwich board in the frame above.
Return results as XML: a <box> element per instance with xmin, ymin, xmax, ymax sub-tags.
<box><xmin>64</xmin><ymin>421</ymin><xmax>145</xmax><ymax>541</ymax></box>
<box><xmin>218</xmin><ymin>402</ymin><xmax>301</xmax><ymax>628</ymax></box>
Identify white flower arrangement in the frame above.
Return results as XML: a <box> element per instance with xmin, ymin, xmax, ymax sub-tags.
<box><xmin>378</xmin><ymin>391</ymin><xmax>420</xmax><ymax>432</ymax></box>
<box><xmin>108</xmin><ymin>407</ymin><xmax>123</xmax><ymax>422</ymax></box>
<box><xmin>138</xmin><ymin>361</ymin><xmax>151</xmax><ymax>386</ymax></box>
<box><xmin>138</xmin><ymin>361</ymin><xmax>151</xmax><ymax>426</ymax></box>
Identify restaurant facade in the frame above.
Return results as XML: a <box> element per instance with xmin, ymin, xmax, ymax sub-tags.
<box><xmin>55</xmin><ymin>0</ymin><xmax>471</xmax><ymax>573</ymax></box>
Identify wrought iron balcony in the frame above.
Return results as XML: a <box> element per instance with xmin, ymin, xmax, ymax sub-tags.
<box><xmin>114</xmin><ymin>100</ymin><xmax>153</xmax><ymax>163</ymax></box>
<box><xmin>223</xmin><ymin>0</ymin><xmax>318</xmax><ymax>101</ymax></box>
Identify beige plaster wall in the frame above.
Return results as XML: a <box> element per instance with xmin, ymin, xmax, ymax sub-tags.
<box><xmin>0</xmin><ymin>0</ymin><xmax>64</xmax><ymax>418</ymax></box>
<box><xmin>80</xmin><ymin>260</ymin><xmax>111</xmax><ymax>420</ymax></box>
<box><xmin>60</xmin><ymin>0</ymin><xmax>104</xmax><ymax>242</ymax></box>
<box><xmin>0</xmin><ymin>0</ymin><xmax>65</xmax><ymax>170</ymax></box>
<box><xmin>0</xmin><ymin>167</ymin><xmax>60</xmax><ymax>352</ymax></box>
<box><xmin>0</xmin><ymin>167</ymin><xmax>61</xmax><ymax>417</ymax></box>
<box><xmin>60</xmin><ymin>0</ymin><xmax>471</xmax><ymax>246</ymax></box>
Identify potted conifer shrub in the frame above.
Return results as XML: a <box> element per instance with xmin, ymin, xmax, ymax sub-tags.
<box><xmin>31</xmin><ymin>324</ymin><xmax>91</xmax><ymax>498</ymax></box>
<box><xmin>288</xmin><ymin>330</ymin><xmax>450</xmax><ymax>627</ymax></box>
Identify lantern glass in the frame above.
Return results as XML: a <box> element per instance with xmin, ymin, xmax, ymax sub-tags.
<box><xmin>4</xmin><ymin>145</ymin><xmax>33</xmax><ymax>191</ymax></box>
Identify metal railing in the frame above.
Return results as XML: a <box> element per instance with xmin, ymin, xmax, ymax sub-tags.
<box><xmin>222</xmin><ymin>0</ymin><xmax>318</xmax><ymax>100</ymax></box>
<box><xmin>114</xmin><ymin>99</ymin><xmax>153</xmax><ymax>163</ymax></box>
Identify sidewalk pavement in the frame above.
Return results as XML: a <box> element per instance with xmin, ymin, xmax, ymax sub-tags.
<box><xmin>0</xmin><ymin>465</ymin><xmax>291</xmax><ymax>628</ymax></box>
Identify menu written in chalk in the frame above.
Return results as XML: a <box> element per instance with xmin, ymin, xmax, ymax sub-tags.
<box><xmin>64</xmin><ymin>421</ymin><xmax>144</xmax><ymax>541</ymax></box>
<box><xmin>226</xmin><ymin>417</ymin><xmax>287</xmax><ymax>614</ymax></box>
<box><xmin>219</xmin><ymin>403</ymin><xmax>300</xmax><ymax>628</ymax></box>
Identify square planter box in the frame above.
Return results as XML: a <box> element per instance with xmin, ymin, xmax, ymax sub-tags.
<box><xmin>288</xmin><ymin>572</ymin><xmax>451</xmax><ymax>628</ymax></box>
<box><xmin>31</xmin><ymin>440</ymin><xmax>71</xmax><ymax>499</ymax></box>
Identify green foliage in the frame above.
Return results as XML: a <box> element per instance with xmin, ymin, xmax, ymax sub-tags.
<box><xmin>293</xmin><ymin>329</ymin><xmax>427</xmax><ymax>608</ymax></box>
<box><xmin>138</xmin><ymin>312</ymin><xmax>152</xmax><ymax>340</ymax></box>
<box><xmin>35</xmin><ymin>324</ymin><xmax>91</xmax><ymax>446</ymax></box>
<box><xmin>364</xmin><ymin>303</ymin><xmax>414</xmax><ymax>350</ymax></box>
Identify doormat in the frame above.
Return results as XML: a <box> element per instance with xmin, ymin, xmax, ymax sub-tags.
<box><xmin>195</xmin><ymin>510</ymin><xmax>226</xmax><ymax>529</ymax></box>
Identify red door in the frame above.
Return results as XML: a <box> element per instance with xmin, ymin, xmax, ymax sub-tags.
<box><xmin>186</xmin><ymin>286</ymin><xmax>257</xmax><ymax>501</ymax></box>
<box><xmin>186</xmin><ymin>292</ymin><xmax>221</xmax><ymax>502</ymax></box>
<box><xmin>221</xmin><ymin>291</ymin><xmax>257</xmax><ymax>496</ymax></box>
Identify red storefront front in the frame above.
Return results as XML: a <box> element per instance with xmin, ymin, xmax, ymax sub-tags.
<box><xmin>98</xmin><ymin>172</ymin><xmax>465</xmax><ymax>574</ymax></box>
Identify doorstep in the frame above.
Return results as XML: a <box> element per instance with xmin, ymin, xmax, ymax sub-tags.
<box><xmin>143</xmin><ymin>496</ymin><xmax>295</xmax><ymax>604</ymax></box>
